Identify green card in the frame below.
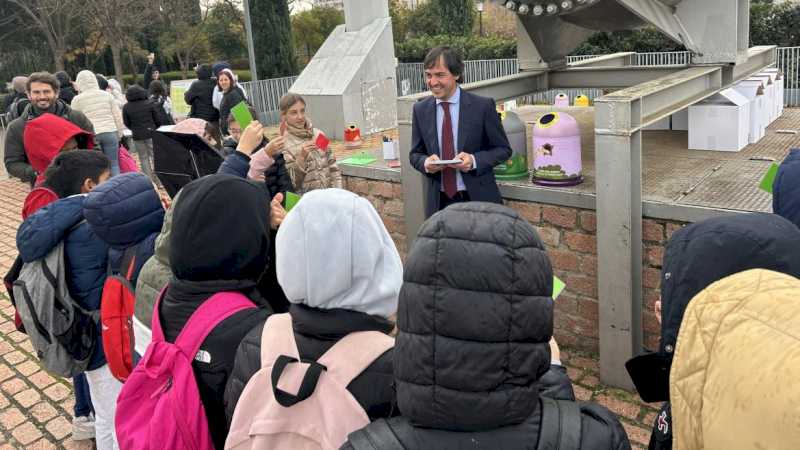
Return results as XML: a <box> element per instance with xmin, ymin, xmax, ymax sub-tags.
<box><xmin>552</xmin><ymin>276</ymin><xmax>566</xmax><ymax>300</ymax></box>
<box><xmin>340</xmin><ymin>152</ymin><xmax>377</xmax><ymax>166</ymax></box>
<box><xmin>285</xmin><ymin>192</ymin><xmax>300</xmax><ymax>212</ymax></box>
<box><xmin>759</xmin><ymin>163</ymin><xmax>780</xmax><ymax>194</ymax></box>
<box><xmin>231</xmin><ymin>101</ymin><xmax>253</xmax><ymax>129</ymax></box>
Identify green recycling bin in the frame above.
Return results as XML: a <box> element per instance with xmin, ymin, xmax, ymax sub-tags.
<box><xmin>494</xmin><ymin>111</ymin><xmax>529</xmax><ymax>180</ymax></box>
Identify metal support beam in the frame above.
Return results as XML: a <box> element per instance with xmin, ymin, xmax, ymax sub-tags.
<box><xmin>594</xmin><ymin>65</ymin><xmax>725</xmax><ymax>389</ymax></box>
<box><xmin>461</xmin><ymin>71</ymin><xmax>549</xmax><ymax>101</ymax></box>
<box><xmin>397</xmin><ymin>91</ymin><xmax>429</xmax><ymax>243</ymax></box>
<box><xmin>568</xmin><ymin>52</ymin><xmax>635</xmax><ymax>67</ymax></box>
<box><xmin>549</xmin><ymin>66</ymin><xmax>686</xmax><ymax>90</ymax></box>
<box><xmin>724</xmin><ymin>46</ymin><xmax>777</xmax><ymax>86</ymax></box>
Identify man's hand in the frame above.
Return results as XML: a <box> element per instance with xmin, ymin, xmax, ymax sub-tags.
<box><xmin>424</xmin><ymin>154</ymin><xmax>443</xmax><ymax>173</ymax></box>
<box><xmin>270</xmin><ymin>193</ymin><xmax>286</xmax><ymax>230</ymax></box>
<box><xmin>265</xmin><ymin>135</ymin><xmax>285</xmax><ymax>157</ymax></box>
<box><xmin>236</xmin><ymin>121</ymin><xmax>264</xmax><ymax>156</ymax></box>
<box><xmin>147</xmin><ymin>53</ymin><xmax>155</xmax><ymax>64</ymax></box>
<box><xmin>451</xmin><ymin>152</ymin><xmax>474</xmax><ymax>172</ymax></box>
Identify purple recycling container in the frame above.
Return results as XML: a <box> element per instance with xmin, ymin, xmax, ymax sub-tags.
<box><xmin>531</xmin><ymin>112</ymin><xmax>584</xmax><ymax>186</ymax></box>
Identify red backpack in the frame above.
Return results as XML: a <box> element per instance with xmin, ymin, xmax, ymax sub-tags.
<box><xmin>101</xmin><ymin>247</ymin><xmax>137</xmax><ymax>382</ymax></box>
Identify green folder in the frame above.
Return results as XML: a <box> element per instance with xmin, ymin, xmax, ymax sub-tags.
<box><xmin>340</xmin><ymin>152</ymin><xmax>377</xmax><ymax>166</ymax></box>
<box><xmin>552</xmin><ymin>276</ymin><xmax>566</xmax><ymax>300</ymax></box>
<box><xmin>759</xmin><ymin>163</ymin><xmax>780</xmax><ymax>194</ymax></box>
<box><xmin>231</xmin><ymin>101</ymin><xmax>253</xmax><ymax>129</ymax></box>
<box><xmin>285</xmin><ymin>192</ymin><xmax>300</xmax><ymax>212</ymax></box>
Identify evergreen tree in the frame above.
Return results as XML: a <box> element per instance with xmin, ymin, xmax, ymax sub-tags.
<box><xmin>432</xmin><ymin>0</ymin><xmax>475</xmax><ymax>37</ymax></box>
<box><xmin>248</xmin><ymin>0</ymin><xmax>298</xmax><ymax>78</ymax></box>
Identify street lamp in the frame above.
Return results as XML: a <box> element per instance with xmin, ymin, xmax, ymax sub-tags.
<box><xmin>476</xmin><ymin>2</ymin><xmax>484</xmax><ymax>37</ymax></box>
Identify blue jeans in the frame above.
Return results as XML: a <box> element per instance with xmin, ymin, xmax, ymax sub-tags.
<box><xmin>95</xmin><ymin>132</ymin><xmax>120</xmax><ymax>176</ymax></box>
<box><xmin>73</xmin><ymin>373</ymin><xmax>94</xmax><ymax>417</ymax></box>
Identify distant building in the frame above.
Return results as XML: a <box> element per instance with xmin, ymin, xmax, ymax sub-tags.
<box><xmin>404</xmin><ymin>0</ymin><xmax>430</xmax><ymax>8</ymax></box>
<box><xmin>309</xmin><ymin>0</ymin><xmax>430</xmax><ymax>10</ymax></box>
<box><xmin>311</xmin><ymin>0</ymin><xmax>344</xmax><ymax>9</ymax></box>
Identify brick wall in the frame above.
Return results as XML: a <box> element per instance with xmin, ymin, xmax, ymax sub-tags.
<box><xmin>344</xmin><ymin>177</ymin><xmax>408</xmax><ymax>257</ymax></box>
<box><xmin>343</xmin><ymin>175</ymin><xmax>687</xmax><ymax>353</ymax></box>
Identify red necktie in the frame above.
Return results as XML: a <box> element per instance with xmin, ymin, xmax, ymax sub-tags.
<box><xmin>441</xmin><ymin>102</ymin><xmax>458</xmax><ymax>199</ymax></box>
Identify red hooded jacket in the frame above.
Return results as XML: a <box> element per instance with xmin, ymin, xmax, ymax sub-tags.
<box><xmin>22</xmin><ymin>113</ymin><xmax>94</xmax><ymax>186</ymax></box>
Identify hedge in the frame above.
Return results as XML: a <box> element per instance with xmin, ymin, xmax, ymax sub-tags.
<box><xmin>396</xmin><ymin>35</ymin><xmax>516</xmax><ymax>62</ymax></box>
<box><xmin>120</xmin><ymin>70</ymin><xmax>252</xmax><ymax>87</ymax></box>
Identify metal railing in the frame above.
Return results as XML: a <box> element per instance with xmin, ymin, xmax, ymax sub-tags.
<box><xmin>239</xmin><ymin>75</ymin><xmax>298</xmax><ymax>125</ymax></box>
<box><xmin>778</xmin><ymin>46</ymin><xmax>800</xmax><ymax>107</ymax></box>
<box><xmin>241</xmin><ymin>48</ymin><xmax>800</xmax><ymax>123</ymax></box>
<box><xmin>567</xmin><ymin>51</ymin><xmax>692</xmax><ymax>66</ymax></box>
<box><xmin>396</xmin><ymin>58</ymin><xmax>519</xmax><ymax>96</ymax></box>
<box><xmin>518</xmin><ymin>88</ymin><xmax>606</xmax><ymax>106</ymax></box>
<box><xmin>633</xmin><ymin>51</ymin><xmax>692</xmax><ymax>66</ymax></box>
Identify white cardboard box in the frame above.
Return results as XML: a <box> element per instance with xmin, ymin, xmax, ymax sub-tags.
<box><xmin>644</xmin><ymin>116</ymin><xmax>671</xmax><ymax>130</ymax></box>
<box><xmin>761</xmin><ymin>68</ymin><xmax>784</xmax><ymax>117</ymax></box>
<box><xmin>744</xmin><ymin>77</ymin><xmax>771</xmax><ymax>132</ymax></box>
<box><xmin>671</xmin><ymin>108</ymin><xmax>688</xmax><ymax>131</ymax></box>
<box><xmin>732</xmin><ymin>80</ymin><xmax>767</xmax><ymax>144</ymax></box>
<box><xmin>689</xmin><ymin>88</ymin><xmax>750</xmax><ymax>152</ymax></box>
<box><xmin>748</xmin><ymin>75</ymin><xmax>776</xmax><ymax>124</ymax></box>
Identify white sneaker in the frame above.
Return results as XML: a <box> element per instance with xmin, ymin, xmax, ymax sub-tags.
<box><xmin>72</xmin><ymin>414</ymin><xmax>95</xmax><ymax>441</ymax></box>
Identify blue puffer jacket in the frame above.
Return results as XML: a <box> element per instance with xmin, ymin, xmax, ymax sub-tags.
<box><xmin>84</xmin><ymin>172</ymin><xmax>165</xmax><ymax>286</ymax></box>
<box><xmin>774</xmin><ymin>148</ymin><xmax>800</xmax><ymax>229</ymax></box>
<box><xmin>17</xmin><ymin>195</ymin><xmax>109</xmax><ymax>370</ymax></box>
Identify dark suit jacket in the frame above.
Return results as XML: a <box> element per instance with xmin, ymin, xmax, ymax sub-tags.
<box><xmin>409</xmin><ymin>89</ymin><xmax>512</xmax><ymax>218</ymax></box>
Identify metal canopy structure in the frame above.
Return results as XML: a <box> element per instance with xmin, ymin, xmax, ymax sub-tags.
<box><xmin>396</xmin><ymin>0</ymin><xmax>776</xmax><ymax>389</ymax></box>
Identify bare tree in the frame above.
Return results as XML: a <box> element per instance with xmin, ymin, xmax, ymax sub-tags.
<box><xmin>82</xmin><ymin>0</ymin><xmax>159</xmax><ymax>84</ymax></box>
<box><xmin>158</xmin><ymin>0</ymin><xmax>214</xmax><ymax>77</ymax></box>
<box><xmin>7</xmin><ymin>0</ymin><xmax>83</xmax><ymax>71</ymax></box>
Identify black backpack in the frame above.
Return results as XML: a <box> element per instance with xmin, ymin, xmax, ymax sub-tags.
<box><xmin>346</xmin><ymin>397</ymin><xmax>582</xmax><ymax>450</ymax></box>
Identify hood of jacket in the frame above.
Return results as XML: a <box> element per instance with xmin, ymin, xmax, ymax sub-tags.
<box><xmin>773</xmin><ymin>148</ymin><xmax>800</xmax><ymax>228</ymax></box>
<box><xmin>22</xmin><ymin>113</ymin><xmax>94</xmax><ymax>175</ymax></box>
<box><xmin>212</xmin><ymin>61</ymin><xmax>231</xmax><ymax>77</ymax></box>
<box><xmin>395</xmin><ymin>202</ymin><xmax>553</xmax><ymax>431</ymax></box>
<box><xmin>170</xmin><ymin>174</ymin><xmax>270</xmax><ymax>282</ymax></box>
<box><xmin>17</xmin><ymin>195</ymin><xmax>86</xmax><ymax>262</ymax></box>
<box><xmin>12</xmin><ymin>76</ymin><xmax>27</xmax><ymax>94</ymax></box>
<box><xmin>84</xmin><ymin>172</ymin><xmax>165</xmax><ymax>249</ymax></box>
<box><xmin>154</xmin><ymin>190</ymin><xmax>180</xmax><ymax>266</ymax></box>
<box><xmin>107</xmin><ymin>79</ymin><xmax>123</xmax><ymax>96</ymax></box>
<box><xmin>55</xmin><ymin>71</ymin><xmax>71</xmax><ymax>89</ymax></box>
<box><xmin>670</xmin><ymin>269</ymin><xmax>800</xmax><ymax>450</ymax></box>
<box><xmin>197</xmin><ymin>64</ymin><xmax>213</xmax><ymax>80</ymax></box>
<box><xmin>125</xmin><ymin>85</ymin><xmax>149</xmax><ymax>102</ymax></box>
<box><xmin>276</xmin><ymin>188</ymin><xmax>402</xmax><ymax>319</ymax></box>
<box><xmin>75</xmin><ymin>70</ymin><xmax>100</xmax><ymax>93</ymax></box>
<box><xmin>627</xmin><ymin>212</ymin><xmax>800</xmax><ymax>403</ymax></box>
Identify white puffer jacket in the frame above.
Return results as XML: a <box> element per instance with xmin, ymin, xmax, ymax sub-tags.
<box><xmin>71</xmin><ymin>70</ymin><xmax>124</xmax><ymax>135</ymax></box>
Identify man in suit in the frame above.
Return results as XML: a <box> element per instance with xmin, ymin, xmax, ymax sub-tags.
<box><xmin>409</xmin><ymin>46</ymin><xmax>512</xmax><ymax>218</ymax></box>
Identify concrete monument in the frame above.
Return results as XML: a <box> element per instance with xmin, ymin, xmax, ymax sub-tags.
<box><xmin>289</xmin><ymin>0</ymin><xmax>397</xmax><ymax>139</ymax></box>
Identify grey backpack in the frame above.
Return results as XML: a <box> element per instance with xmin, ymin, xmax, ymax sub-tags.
<box><xmin>346</xmin><ymin>397</ymin><xmax>581</xmax><ymax>450</ymax></box>
<box><xmin>13</xmin><ymin>241</ymin><xmax>99</xmax><ymax>378</ymax></box>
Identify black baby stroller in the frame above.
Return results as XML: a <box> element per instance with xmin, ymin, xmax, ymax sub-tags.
<box><xmin>152</xmin><ymin>129</ymin><xmax>224</xmax><ymax>198</ymax></box>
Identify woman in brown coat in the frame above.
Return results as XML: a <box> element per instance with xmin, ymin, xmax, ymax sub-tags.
<box><xmin>277</xmin><ymin>93</ymin><xmax>342</xmax><ymax>194</ymax></box>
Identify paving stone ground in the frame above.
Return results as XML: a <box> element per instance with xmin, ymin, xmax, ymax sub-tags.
<box><xmin>0</xmin><ymin>173</ymin><xmax>658</xmax><ymax>449</ymax></box>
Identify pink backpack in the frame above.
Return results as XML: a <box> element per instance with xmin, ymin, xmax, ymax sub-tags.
<box><xmin>115</xmin><ymin>289</ymin><xmax>256</xmax><ymax>450</ymax></box>
<box><xmin>225</xmin><ymin>313</ymin><xmax>394</xmax><ymax>450</ymax></box>
<box><xmin>118</xmin><ymin>146</ymin><xmax>139</xmax><ymax>173</ymax></box>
